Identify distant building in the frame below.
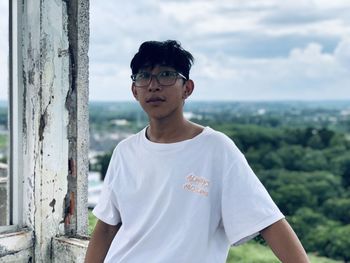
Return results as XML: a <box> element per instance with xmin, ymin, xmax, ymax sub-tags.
<box><xmin>110</xmin><ymin>119</ymin><xmax>130</xmax><ymax>126</ymax></box>
<box><xmin>184</xmin><ymin>111</ymin><xmax>203</xmax><ymax>120</ymax></box>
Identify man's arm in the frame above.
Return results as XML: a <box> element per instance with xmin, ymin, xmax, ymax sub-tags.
<box><xmin>85</xmin><ymin>220</ymin><xmax>121</xmax><ymax>263</ymax></box>
<box><xmin>260</xmin><ymin>218</ymin><xmax>310</xmax><ymax>263</ymax></box>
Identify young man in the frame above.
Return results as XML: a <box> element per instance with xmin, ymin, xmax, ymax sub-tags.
<box><xmin>85</xmin><ymin>40</ymin><xmax>310</xmax><ymax>263</ymax></box>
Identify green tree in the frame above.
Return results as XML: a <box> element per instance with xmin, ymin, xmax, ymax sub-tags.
<box><xmin>301</xmin><ymin>149</ymin><xmax>328</xmax><ymax>172</ymax></box>
<box><xmin>305</xmin><ymin>221</ymin><xmax>340</xmax><ymax>255</ymax></box>
<box><xmin>331</xmin><ymin>155</ymin><xmax>350</xmax><ymax>188</ymax></box>
<box><xmin>272</xmin><ymin>184</ymin><xmax>316</xmax><ymax>215</ymax></box>
<box><xmin>261</xmin><ymin>151</ymin><xmax>283</xmax><ymax>170</ymax></box>
<box><xmin>259</xmin><ymin>170</ymin><xmax>342</xmax><ymax>211</ymax></box>
<box><xmin>276</xmin><ymin>145</ymin><xmax>305</xmax><ymax>170</ymax></box>
<box><xmin>95</xmin><ymin>151</ymin><xmax>113</xmax><ymax>180</ymax></box>
<box><xmin>288</xmin><ymin>207</ymin><xmax>328</xmax><ymax>242</ymax></box>
<box><xmin>323</xmin><ymin>198</ymin><xmax>350</xmax><ymax>224</ymax></box>
<box><xmin>304</xmin><ymin>171</ymin><xmax>342</xmax><ymax>205</ymax></box>
<box><xmin>307</xmin><ymin>134</ymin><xmax>325</xmax><ymax>149</ymax></box>
<box><xmin>327</xmin><ymin>225</ymin><xmax>350</xmax><ymax>262</ymax></box>
<box><xmin>318</xmin><ymin>128</ymin><xmax>335</xmax><ymax>147</ymax></box>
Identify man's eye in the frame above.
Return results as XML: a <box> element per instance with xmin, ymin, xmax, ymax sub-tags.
<box><xmin>159</xmin><ymin>71</ymin><xmax>174</xmax><ymax>77</ymax></box>
<box><xmin>137</xmin><ymin>73</ymin><xmax>150</xmax><ymax>79</ymax></box>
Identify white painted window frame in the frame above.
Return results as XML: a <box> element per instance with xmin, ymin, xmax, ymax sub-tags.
<box><xmin>0</xmin><ymin>1</ymin><xmax>32</xmax><ymax>260</ymax></box>
<box><xmin>0</xmin><ymin>0</ymin><xmax>23</xmax><ymax>234</ymax></box>
<box><xmin>8</xmin><ymin>0</ymin><xmax>23</xmax><ymax>229</ymax></box>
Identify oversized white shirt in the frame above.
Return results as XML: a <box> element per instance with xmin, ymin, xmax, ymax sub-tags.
<box><xmin>93</xmin><ymin>126</ymin><xmax>284</xmax><ymax>263</ymax></box>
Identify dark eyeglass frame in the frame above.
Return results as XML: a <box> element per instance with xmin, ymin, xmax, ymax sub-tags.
<box><xmin>131</xmin><ymin>70</ymin><xmax>187</xmax><ymax>87</ymax></box>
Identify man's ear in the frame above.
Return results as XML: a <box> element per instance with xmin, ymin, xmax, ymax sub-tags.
<box><xmin>182</xmin><ymin>79</ymin><xmax>194</xmax><ymax>99</ymax></box>
<box><xmin>131</xmin><ymin>85</ymin><xmax>139</xmax><ymax>101</ymax></box>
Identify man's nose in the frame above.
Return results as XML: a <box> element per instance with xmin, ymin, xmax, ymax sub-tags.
<box><xmin>148</xmin><ymin>75</ymin><xmax>161</xmax><ymax>92</ymax></box>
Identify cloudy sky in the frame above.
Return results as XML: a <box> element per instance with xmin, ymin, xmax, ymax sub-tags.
<box><xmin>1</xmin><ymin>1</ymin><xmax>350</xmax><ymax>101</ymax></box>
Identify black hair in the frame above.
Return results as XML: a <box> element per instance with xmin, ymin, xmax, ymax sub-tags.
<box><xmin>130</xmin><ymin>40</ymin><xmax>194</xmax><ymax>79</ymax></box>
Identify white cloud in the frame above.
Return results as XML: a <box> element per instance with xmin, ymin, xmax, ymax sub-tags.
<box><xmin>89</xmin><ymin>63</ymin><xmax>133</xmax><ymax>101</ymax></box>
<box><xmin>189</xmin><ymin>40</ymin><xmax>349</xmax><ymax>101</ymax></box>
<box><xmin>264</xmin><ymin>18</ymin><xmax>350</xmax><ymax>38</ymax></box>
<box><xmin>334</xmin><ymin>38</ymin><xmax>350</xmax><ymax>68</ymax></box>
<box><xmin>312</xmin><ymin>0</ymin><xmax>350</xmax><ymax>9</ymax></box>
<box><xmin>288</xmin><ymin>43</ymin><xmax>336</xmax><ymax>78</ymax></box>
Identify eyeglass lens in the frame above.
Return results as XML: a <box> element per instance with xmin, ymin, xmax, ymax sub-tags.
<box><xmin>135</xmin><ymin>72</ymin><xmax>178</xmax><ymax>87</ymax></box>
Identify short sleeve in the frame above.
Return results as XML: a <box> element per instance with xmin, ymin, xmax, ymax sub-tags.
<box><xmin>92</xmin><ymin>149</ymin><xmax>122</xmax><ymax>226</ymax></box>
<box><xmin>221</xmin><ymin>152</ymin><xmax>284</xmax><ymax>246</ymax></box>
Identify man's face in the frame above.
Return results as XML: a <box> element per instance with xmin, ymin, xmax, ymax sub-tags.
<box><xmin>131</xmin><ymin>65</ymin><xmax>193</xmax><ymax>121</ymax></box>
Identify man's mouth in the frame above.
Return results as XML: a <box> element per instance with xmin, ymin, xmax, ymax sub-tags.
<box><xmin>146</xmin><ymin>97</ymin><xmax>166</xmax><ymax>103</ymax></box>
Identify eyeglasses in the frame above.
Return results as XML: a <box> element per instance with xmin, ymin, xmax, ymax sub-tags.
<box><xmin>131</xmin><ymin>70</ymin><xmax>187</xmax><ymax>87</ymax></box>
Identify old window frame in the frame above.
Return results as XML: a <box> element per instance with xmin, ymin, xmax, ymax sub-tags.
<box><xmin>0</xmin><ymin>0</ymin><xmax>90</xmax><ymax>261</ymax></box>
<box><xmin>8</xmin><ymin>0</ymin><xmax>23</xmax><ymax>229</ymax></box>
<box><xmin>0</xmin><ymin>0</ymin><xmax>23</xmax><ymax>234</ymax></box>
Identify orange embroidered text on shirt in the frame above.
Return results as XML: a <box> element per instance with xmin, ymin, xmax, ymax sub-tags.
<box><xmin>183</xmin><ymin>174</ymin><xmax>210</xmax><ymax>197</ymax></box>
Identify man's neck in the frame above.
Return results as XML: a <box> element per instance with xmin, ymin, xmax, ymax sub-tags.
<box><xmin>147</xmin><ymin>116</ymin><xmax>203</xmax><ymax>143</ymax></box>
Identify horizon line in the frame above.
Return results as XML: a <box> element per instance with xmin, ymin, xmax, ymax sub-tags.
<box><xmin>0</xmin><ymin>98</ymin><xmax>349</xmax><ymax>104</ymax></box>
<box><xmin>87</xmin><ymin>99</ymin><xmax>350</xmax><ymax>103</ymax></box>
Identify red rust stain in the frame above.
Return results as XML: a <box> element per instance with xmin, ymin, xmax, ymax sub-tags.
<box><xmin>69</xmin><ymin>191</ymin><xmax>75</xmax><ymax>215</ymax></box>
<box><xmin>68</xmin><ymin>158</ymin><xmax>77</xmax><ymax>177</ymax></box>
<box><xmin>64</xmin><ymin>191</ymin><xmax>75</xmax><ymax>225</ymax></box>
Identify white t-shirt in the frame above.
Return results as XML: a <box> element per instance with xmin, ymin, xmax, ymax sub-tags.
<box><xmin>93</xmin><ymin>126</ymin><xmax>284</xmax><ymax>263</ymax></box>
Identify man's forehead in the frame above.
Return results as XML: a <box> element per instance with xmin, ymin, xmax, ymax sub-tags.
<box><xmin>139</xmin><ymin>64</ymin><xmax>175</xmax><ymax>72</ymax></box>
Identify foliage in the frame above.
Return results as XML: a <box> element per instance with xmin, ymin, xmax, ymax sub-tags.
<box><xmin>0</xmin><ymin>107</ymin><xmax>7</xmax><ymax>128</ymax></box>
<box><xmin>227</xmin><ymin>242</ymin><xmax>280</xmax><ymax>263</ymax></box>
<box><xmin>322</xmin><ymin>198</ymin><xmax>350</xmax><ymax>224</ymax></box>
<box><xmin>228</xmin><ymin>242</ymin><xmax>342</xmax><ymax>263</ymax></box>
<box><xmin>259</xmin><ymin>170</ymin><xmax>342</xmax><ymax>214</ymax></box>
<box><xmin>325</xmin><ymin>225</ymin><xmax>350</xmax><ymax>262</ymax></box>
<box><xmin>308</xmin><ymin>224</ymin><xmax>350</xmax><ymax>261</ymax></box>
<box><xmin>88</xmin><ymin>209</ymin><xmax>98</xmax><ymax>236</ymax></box>
<box><xmin>92</xmin><ymin>151</ymin><xmax>113</xmax><ymax>181</ymax></box>
<box><xmin>330</xmin><ymin>155</ymin><xmax>350</xmax><ymax>188</ymax></box>
<box><xmin>0</xmin><ymin>134</ymin><xmax>7</xmax><ymax>149</ymax></box>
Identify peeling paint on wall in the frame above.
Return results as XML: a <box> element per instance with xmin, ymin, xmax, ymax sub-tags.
<box><xmin>52</xmin><ymin>237</ymin><xmax>88</xmax><ymax>263</ymax></box>
<box><xmin>6</xmin><ymin>0</ymin><xmax>89</xmax><ymax>261</ymax></box>
<box><xmin>64</xmin><ymin>191</ymin><xmax>75</xmax><ymax>229</ymax></box>
<box><xmin>63</xmin><ymin>0</ymin><xmax>89</xmax><ymax>238</ymax></box>
<box><xmin>68</xmin><ymin>159</ymin><xmax>76</xmax><ymax>177</ymax></box>
<box><xmin>49</xmin><ymin>199</ymin><xmax>56</xmax><ymax>213</ymax></box>
<box><xmin>0</xmin><ymin>230</ymin><xmax>33</xmax><ymax>259</ymax></box>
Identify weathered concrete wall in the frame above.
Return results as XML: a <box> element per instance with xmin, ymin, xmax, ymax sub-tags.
<box><xmin>52</xmin><ymin>237</ymin><xmax>89</xmax><ymax>263</ymax></box>
<box><xmin>0</xmin><ymin>0</ymin><xmax>89</xmax><ymax>261</ymax></box>
<box><xmin>0</xmin><ymin>249</ymin><xmax>32</xmax><ymax>263</ymax></box>
<box><xmin>0</xmin><ymin>230</ymin><xmax>33</xmax><ymax>262</ymax></box>
<box><xmin>21</xmin><ymin>0</ymin><xmax>70</xmax><ymax>260</ymax></box>
<box><xmin>18</xmin><ymin>0</ymin><xmax>90</xmax><ymax>261</ymax></box>
<box><xmin>64</xmin><ymin>0</ymin><xmax>90</xmax><ymax>238</ymax></box>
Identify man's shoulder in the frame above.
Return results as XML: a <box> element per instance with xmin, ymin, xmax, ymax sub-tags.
<box><xmin>197</xmin><ymin>127</ymin><xmax>244</xmax><ymax>166</ymax></box>
<box><xmin>202</xmin><ymin>127</ymin><xmax>236</xmax><ymax>146</ymax></box>
<box><xmin>117</xmin><ymin>129</ymin><xmax>144</xmax><ymax>149</ymax></box>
